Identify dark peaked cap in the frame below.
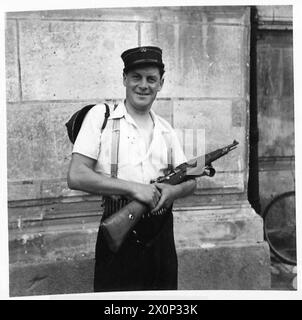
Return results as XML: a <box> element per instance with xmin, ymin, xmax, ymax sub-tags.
<box><xmin>121</xmin><ymin>46</ymin><xmax>165</xmax><ymax>72</ymax></box>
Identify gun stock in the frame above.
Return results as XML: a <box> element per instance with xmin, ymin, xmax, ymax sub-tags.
<box><xmin>101</xmin><ymin>200</ymin><xmax>147</xmax><ymax>252</ymax></box>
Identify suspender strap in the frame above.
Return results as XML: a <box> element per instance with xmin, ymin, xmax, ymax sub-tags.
<box><xmin>162</xmin><ymin>132</ymin><xmax>173</xmax><ymax>173</ymax></box>
<box><xmin>111</xmin><ymin>118</ymin><xmax>120</xmax><ymax>178</ymax></box>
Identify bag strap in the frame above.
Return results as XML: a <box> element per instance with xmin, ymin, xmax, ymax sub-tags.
<box><xmin>101</xmin><ymin>103</ymin><xmax>110</xmax><ymax>133</ymax></box>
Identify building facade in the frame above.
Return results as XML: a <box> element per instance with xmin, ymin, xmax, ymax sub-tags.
<box><xmin>6</xmin><ymin>5</ymin><xmax>293</xmax><ymax>296</ymax></box>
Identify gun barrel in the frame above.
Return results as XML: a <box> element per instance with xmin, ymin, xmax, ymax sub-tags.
<box><xmin>228</xmin><ymin>140</ymin><xmax>239</xmax><ymax>149</ymax></box>
<box><xmin>184</xmin><ymin>140</ymin><xmax>239</xmax><ymax>177</ymax></box>
<box><xmin>205</xmin><ymin>141</ymin><xmax>238</xmax><ymax>165</ymax></box>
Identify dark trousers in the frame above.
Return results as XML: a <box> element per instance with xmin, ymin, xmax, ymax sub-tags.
<box><xmin>94</xmin><ymin>211</ymin><xmax>178</xmax><ymax>292</ymax></box>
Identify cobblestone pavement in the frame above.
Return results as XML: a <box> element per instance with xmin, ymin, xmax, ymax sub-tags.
<box><xmin>270</xmin><ymin>256</ymin><xmax>297</xmax><ymax>290</ymax></box>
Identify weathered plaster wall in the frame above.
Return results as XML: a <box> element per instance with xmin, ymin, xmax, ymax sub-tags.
<box><xmin>257</xmin><ymin>5</ymin><xmax>293</xmax><ymax>27</ymax></box>
<box><xmin>6</xmin><ymin>6</ymin><xmax>248</xmax><ymax>204</ymax></box>
<box><xmin>6</xmin><ymin>6</ymin><xmax>272</xmax><ymax>296</ymax></box>
<box><xmin>256</xmin><ymin>7</ymin><xmax>294</xmax><ymax>212</ymax></box>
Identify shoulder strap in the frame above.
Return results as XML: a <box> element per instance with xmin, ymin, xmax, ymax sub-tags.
<box><xmin>101</xmin><ymin>103</ymin><xmax>110</xmax><ymax>133</ymax></box>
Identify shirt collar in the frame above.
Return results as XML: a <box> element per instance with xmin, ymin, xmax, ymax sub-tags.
<box><xmin>149</xmin><ymin>108</ymin><xmax>170</xmax><ymax>133</ymax></box>
<box><xmin>109</xmin><ymin>101</ymin><xmax>170</xmax><ymax>133</ymax></box>
<box><xmin>109</xmin><ymin>101</ymin><xmax>127</xmax><ymax>119</ymax></box>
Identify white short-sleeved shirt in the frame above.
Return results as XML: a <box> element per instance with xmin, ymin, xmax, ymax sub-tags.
<box><xmin>72</xmin><ymin>101</ymin><xmax>187</xmax><ymax>184</ymax></box>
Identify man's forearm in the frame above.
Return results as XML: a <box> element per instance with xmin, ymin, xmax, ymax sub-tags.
<box><xmin>171</xmin><ymin>179</ymin><xmax>197</xmax><ymax>200</ymax></box>
<box><xmin>68</xmin><ymin>162</ymin><xmax>136</xmax><ymax>197</ymax></box>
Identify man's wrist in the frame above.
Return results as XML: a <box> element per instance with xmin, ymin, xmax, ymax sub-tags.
<box><xmin>170</xmin><ymin>180</ymin><xmax>195</xmax><ymax>200</ymax></box>
<box><xmin>125</xmin><ymin>180</ymin><xmax>139</xmax><ymax>199</ymax></box>
<box><xmin>168</xmin><ymin>184</ymin><xmax>182</xmax><ymax>201</ymax></box>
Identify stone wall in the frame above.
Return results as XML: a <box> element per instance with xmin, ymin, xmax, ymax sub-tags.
<box><xmin>6</xmin><ymin>6</ymin><xmax>271</xmax><ymax>296</ymax></box>
<box><xmin>6</xmin><ymin>6</ymin><xmax>249</xmax><ymax>203</ymax></box>
<box><xmin>256</xmin><ymin>7</ymin><xmax>294</xmax><ymax>212</ymax></box>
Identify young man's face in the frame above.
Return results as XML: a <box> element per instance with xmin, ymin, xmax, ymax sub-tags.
<box><xmin>123</xmin><ymin>65</ymin><xmax>164</xmax><ymax>113</ymax></box>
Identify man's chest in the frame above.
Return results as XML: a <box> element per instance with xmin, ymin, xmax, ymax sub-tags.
<box><xmin>100</xmin><ymin>119</ymin><xmax>169</xmax><ymax>166</ymax></box>
<box><xmin>137</xmin><ymin>124</ymin><xmax>154</xmax><ymax>153</ymax></box>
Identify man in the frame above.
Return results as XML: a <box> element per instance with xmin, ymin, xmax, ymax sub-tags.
<box><xmin>67</xmin><ymin>46</ymin><xmax>196</xmax><ymax>291</ymax></box>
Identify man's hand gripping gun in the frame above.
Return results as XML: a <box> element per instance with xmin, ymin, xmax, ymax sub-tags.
<box><xmin>101</xmin><ymin>140</ymin><xmax>239</xmax><ymax>252</ymax></box>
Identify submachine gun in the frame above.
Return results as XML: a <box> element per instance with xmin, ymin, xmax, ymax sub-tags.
<box><xmin>101</xmin><ymin>140</ymin><xmax>239</xmax><ymax>252</ymax></box>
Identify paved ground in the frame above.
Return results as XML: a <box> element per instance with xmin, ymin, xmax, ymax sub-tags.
<box><xmin>270</xmin><ymin>256</ymin><xmax>297</xmax><ymax>290</ymax></box>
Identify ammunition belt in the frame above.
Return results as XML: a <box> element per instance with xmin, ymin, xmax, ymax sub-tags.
<box><xmin>102</xmin><ymin>196</ymin><xmax>130</xmax><ymax>220</ymax></box>
<box><xmin>102</xmin><ymin>196</ymin><xmax>167</xmax><ymax>220</ymax></box>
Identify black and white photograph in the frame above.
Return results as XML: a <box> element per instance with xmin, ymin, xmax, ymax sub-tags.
<box><xmin>1</xmin><ymin>0</ymin><xmax>300</xmax><ymax>300</ymax></box>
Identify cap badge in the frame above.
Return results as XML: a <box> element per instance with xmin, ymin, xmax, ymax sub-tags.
<box><xmin>140</xmin><ymin>47</ymin><xmax>147</xmax><ymax>52</ymax></box>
